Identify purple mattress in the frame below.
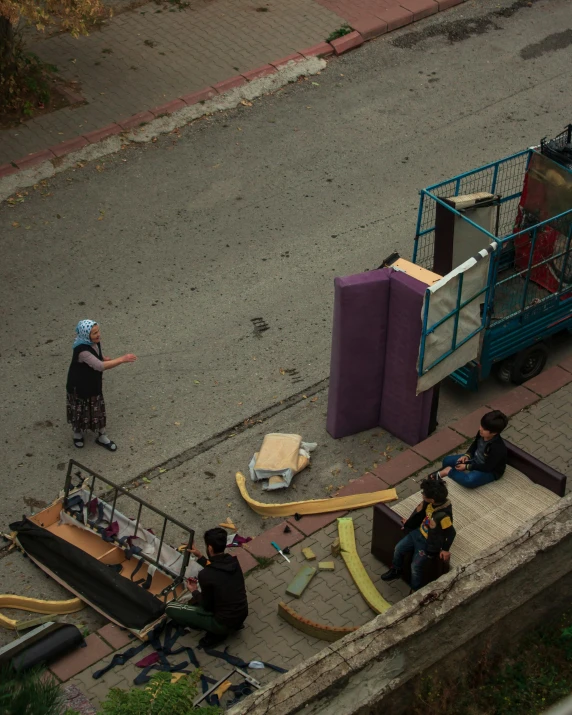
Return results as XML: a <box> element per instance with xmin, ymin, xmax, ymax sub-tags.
<box><xmin>326</xmin><ymin>268</ymin><xmax>391</xmax><ymax>439</ymax></box>
<box><xmin>378</xmin><ymin>271</ymin><xmax>433</xmax><ymax>445</ymax></box>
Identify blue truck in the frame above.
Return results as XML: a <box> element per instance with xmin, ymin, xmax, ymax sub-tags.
<box><xmin>411</xmin><ymin>125</ymin><xmax>572</xmax><ymax>391</ymax></box>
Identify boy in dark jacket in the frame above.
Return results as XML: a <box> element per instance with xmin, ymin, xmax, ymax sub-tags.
<box><xmin>437</xmin><ymin>410</ymin><xmax>509</xmax><ymax>489</ymax></box>
<box><xmin>381</xmin><ymin>476</ymin><xmax>455</xmax><ymax>591</ymax></box>
<box><xmin>166</xmin><ymin>527</ymin><xmax>248</xmax><ymax>647</ymax></box>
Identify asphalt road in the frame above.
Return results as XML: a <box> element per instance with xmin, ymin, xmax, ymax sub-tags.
<box><xmin>1</xmin><ymin>0</ymin><xmax>571</xmax><ymax>532</ymax></box>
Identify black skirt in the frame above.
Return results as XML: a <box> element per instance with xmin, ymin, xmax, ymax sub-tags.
<box><xmin>66</xmin><ymin>392</ymin><xmax>107</xmax><ymax>432</ymax></box>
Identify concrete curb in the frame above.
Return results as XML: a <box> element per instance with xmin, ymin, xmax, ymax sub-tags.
<box><xmin>0</xmin><ymin>0</ymin><xmax>469</xmax><ymax>200</ymax></box>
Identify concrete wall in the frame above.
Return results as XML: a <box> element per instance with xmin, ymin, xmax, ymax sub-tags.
<box><xmin>229</xmin><ymin>493</ymin><xmax>572</xmax><ymax>715</ymax></box>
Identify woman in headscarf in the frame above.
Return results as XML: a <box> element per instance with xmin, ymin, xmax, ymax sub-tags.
<box><xmin>66</xmin><ymin>319</ymin><xmax>137</xmax><ymax>451</ymax></box>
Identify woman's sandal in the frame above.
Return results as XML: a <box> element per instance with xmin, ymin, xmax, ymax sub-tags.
<box><xmin>96</xmin><ymin>437</ymin><xmax>117</xmax><ymax>452</ymax></box>
<box><xmin>73</xmin><ymin>437</ymin><xmax>84</xmax><ymax>449</ymax></box>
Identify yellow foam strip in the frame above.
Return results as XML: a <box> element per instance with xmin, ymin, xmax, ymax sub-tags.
<box><xmin>235</xmin><ymin>472</ymin><xmax>397</xmax><ymax>517</ymax></box>
<box><xmin>0</xmin><ymin>594</ymin><xmax>84</xmax><ymax>630</ymax></box>
<box><xmin>337</xmin><ymin>518</ymin><xmax>391</xmax><ymax>615</ymax></box>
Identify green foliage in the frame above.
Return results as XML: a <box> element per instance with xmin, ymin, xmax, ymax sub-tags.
<box><xmin>0</xmin><ymin>666</ymin><xmax>64</xmax><ymax>715</ymax></box>
<box><xmin>100</xmin><ymin>671</ymin><xmax>222</xmax><ymax>715</ymax></box>
<box><xmin>0</xmin><ymin>25</ymin><xmax>58</xmax><ymax>115</ymax></box>
<box><xmin>325</xmin><ymin>24</ymin><xmax>352</xmax><ymax>43</ymax></box>
<box><xmin>412</xmin><ymin>613</ymin><xmax>572</xmax><ymax>715</ymax></box>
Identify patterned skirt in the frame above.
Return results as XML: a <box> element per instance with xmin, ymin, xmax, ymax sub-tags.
<box><xmin>66</xmin><ymin>392</ymin><xmax>107</xmax><ymax>433</ymax></box>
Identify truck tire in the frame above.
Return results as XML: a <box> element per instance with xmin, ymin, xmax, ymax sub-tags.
<box><xmin>496</xmin><ymin>344</ymin><xmax>549</xmax><ymax>385</ymax></box>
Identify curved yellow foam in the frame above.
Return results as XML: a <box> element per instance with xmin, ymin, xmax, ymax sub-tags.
<box><xmin>278</xmin><ymin>601</ymin><xmax>358</xmax><ymax>642</ymax></box>
<box><xmin>338</xmin><ymin>517</ymin><xmax>391</xmax><ymax>614</ymax></box>
<box><xmin>0</xmin><ymin>594</ymin><xmax>84</xmax><ymax>630</ymax></box>
<box><xmin>235</xmin><ymin>472</ymin><xmax>397</xmax><ymax>517</ymax></box>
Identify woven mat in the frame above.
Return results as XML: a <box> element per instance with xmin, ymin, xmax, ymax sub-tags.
<box><xmin>391</xmin><ymin>466</ymin><xmax>560</xmax><ymax>566</ymax></box>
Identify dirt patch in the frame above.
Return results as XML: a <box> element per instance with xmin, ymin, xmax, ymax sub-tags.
<box><xmin>520</xmin><ymin>28</ymin><xmax>572</xmax><ymax>60</ymax></box>
<box><xmin>392</xmin><ymin>0</ymin><xmax>541</xmax><ymax>49</ymax></box>
<box><xmin>0</xmin><ymin>79</ymin><xmax>85</xmax><ymax>130</ymax></box>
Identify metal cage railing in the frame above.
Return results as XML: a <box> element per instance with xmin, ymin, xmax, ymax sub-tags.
<box><xmin>64</xmin><ymin>460</ymin><xmax>194</xmax><ymax>589</ymax></box>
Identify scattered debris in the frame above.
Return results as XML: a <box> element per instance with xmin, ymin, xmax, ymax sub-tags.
<box><xmin>286</xmin><ymin>566</ymin><xmax>316</xmax><ymax>598</ymax></box>
<box><xmin>331</xmin><ymin>538</ymin><xmax>341</xmax><ymax>558</ymax></box>
<box><xmin>249</xmin><ymin>433</ymin><xmax>317</xmax><ymax>490</ymax></box>
<box><xmin>318</xmin><ymin>562</ymin><xmax>335</xmax><ymax>571</ymax></box>
<box><xmin>219</xmin><ymin>518</ymin><xmax>236</xmax><ymax>530</ymax></box>
<box><xmin>302</xmin><ymin>548</ymin><xmax>316</xmax><ymax>561</ymax></box>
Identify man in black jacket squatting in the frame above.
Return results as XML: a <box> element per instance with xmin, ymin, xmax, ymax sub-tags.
<box><xmin>166</xmin><ymin>527</ymin><xmax>248</xmax><ymax>648</ymax></box>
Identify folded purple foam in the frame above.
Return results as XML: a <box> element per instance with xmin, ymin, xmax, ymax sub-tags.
<box><xmin>326</xmin><ymin>268</ymin><xmax>391</xmax><ymax>439</ymax></box>
<box><xmin>378</xmin><ymin>271</ymin><xmax>433</xmax><ymax>445</ymax></box>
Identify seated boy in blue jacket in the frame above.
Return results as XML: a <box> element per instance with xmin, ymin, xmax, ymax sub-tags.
<box><xmin>437</xmin><ymin>410</ymin><xmax>509</xmax><ymax>489</ymax></box>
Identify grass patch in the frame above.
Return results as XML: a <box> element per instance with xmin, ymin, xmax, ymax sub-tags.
<box><xmin>411</xmin><ymin>613</ymin><xmax>572</xmax><ymax>715</ymax></box>
<box><xmin>325</xmin><ymin>24</ymin><xmax>352</xmax><ymax>43</ymax></box>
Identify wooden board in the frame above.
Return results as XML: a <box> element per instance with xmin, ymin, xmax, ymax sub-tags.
<box><xmin>236</xmin><ymin>472</ymin><xmax>397</xmax><ymax>517</ymax></box>
<box><xmin>392</xmin><ymin>258</ymin><xmax>441</xmax><ymax>286</ymax></box>
<box><xmin>338</xmin><ymin>518</ymin><xmax>391</xmax><ymax>614</ymax></box>
<box><xmin>286</xmin><ymin>566</ymin><xmax>316</xmax><ymax>598</ymax></box>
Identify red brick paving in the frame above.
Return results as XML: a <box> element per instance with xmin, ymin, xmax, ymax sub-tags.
<box><xmin>487</xmin><ymin>386</ymin><xmax>539</xmax><ymax>417</ymax></box>
<box><xmin>287</xmin><ymin>511</ymin><xmax>347</xmax><ymax>536</ymax></box>
<box><xmin>150</xmin><ymin>99</ymin><xmax>187</xmax><ymax>117</ymax></box>
<box><xmin>82</xmin><ymin>124</ymin><xmax>122</xmax><ymax>143</ymax></box>
<box><xmin>180</xmin><ymin>87</ymin><xmax>218</xmax><ymax>106</ymax></box>
<box><xmin>241</xmin><ymin>65</ymin><xmax>277</xmax><ymax>81</ymax></box>
<box><xmin>97</xmin><ymin>623</ymin><xmax>132</xmax><ymax>650</ymax></box>
<box><xmin>49</xmin><ymin>634</ymin><xmax>112</xmax><ymax>682</ymax></box>
<box><xmin>212</xmin><ymin>76</ymin><xmax>247</xmax><ymax>93</ymax></box>
<box><xmin>299</xmin><ymin>42</ymin><xmax>335</xmax><ymax>58</ymax></box>
<box><xmin>412</xmin><ymin>427</ymin><xmax>467</xmax><ymax>462</ymax></box>
<box><xmin>15</xmin><ymin>150</ymin><xmax>55</xmax><ymax>170</ymax></box>
<box><xmin>336</xmin><ymin>472</ymin><xmax>389</xmax><ymax>496</ymax></box>
<box><xmin>232</xmin><ymin>545</ymin><xmax>259</xmax><ymax>573</ymax></box>
<box><xmin>330</xmin><ymin>31</ymin><xmax>365</xmax><ymax>55</ymax></box>
<box><xmin>370</xmin><ymin>449</ymin><xmax>428</xmax><ymax>485</ymax></box>
<box><xmin>50</xmin><ymin>137</ymin><xmax>89</xmax><ymax>158</ymax></box>
<box><xmin>524</xmin><ymin>366</ymin><xmax>572</xmax><ymax>397</ymax></box>
<box><xmin>245</xmin><ymin>521</ymin><xmax>305</xmax><ymax>559</ymax></box>
<box><xmin>449</xmin><ymin>406</ymin><xmax>490</xmax><ymax>439</ymax></box>
<box><xmin>117</xmin><ymin>111</ymin><xmax>155</xmax><ymax>131</ymax></box>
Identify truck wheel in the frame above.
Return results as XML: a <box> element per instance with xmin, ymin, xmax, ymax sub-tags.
<box><xmin>496</xmin><ymin>359</ymin><xmax>514</xmax><ymax>385</ymax></box>
<box><xmin>509</xmin><ymin>344</ymin><xmax>549</xmax><ymax>385</ymax></box>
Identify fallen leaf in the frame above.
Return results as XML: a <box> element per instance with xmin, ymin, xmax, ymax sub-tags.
<box><xmin>311</xmin><ymin>82</ymin><xmax>319</xmax><ymax>86</ymax></box>
<box><xmin>310</xmin><ymin>397</ymin><xmax>318</xmax><ymax>402</ymax></box>
<box><xmin>12</xmin><ymin>222</ymin><xmax>20</xmax><ymax>228</ymax></box>
<box><xmin>194</xmin><ymin>380</ymin><xmax>200</xmax><ymax>384</ymax></box>
<box><xmin>174</xmin><ymin>421</ymin><xmax>180</xmax><ymax>426</ymax></box>
<box><xmin>158</xmin><ymin>468</ymin><xmax>166</xmax><ymax>473</ymax></box>
<box><xmin>240</xmin><ymin>100</ymin><xmax>253</xmax><ymax>106</ymax></box>
<box><xmin>142</xmin><ymin>477</ymin><xmax>151</xmax><ymax>483</ymax></box>
<box><xmin>302</xmin><ymin>394</ymin><xmax>307</xmax><ymax>399</ymax></box>
<box><xmin>237</xmin><ymin>401</ymin><xmax>243</xmax><ymax>406</ymax></box>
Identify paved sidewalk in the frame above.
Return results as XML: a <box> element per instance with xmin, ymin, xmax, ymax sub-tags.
<box><xmin>2</xmin><ymin>0</ymin><xmax>455</xmax><ymax>165</ymax></box>
<box><xmin>36</xmin><ymin>358</ymin><xmax>572</xmax><ymax>711</ymax></box>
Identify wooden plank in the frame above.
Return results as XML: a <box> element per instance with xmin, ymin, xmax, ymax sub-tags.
<box><xmin>302</xmin><ymin>548</ymin><xmax>316</xmax><ymax>561</ymax></box>
<box><xmin>318</xmin><ymin>562</ymin><xmax>335</xmax><ymax>571</ymax></box>
<box><xmin>286</xmin><ymin>566</ymin><xmax>316</xmax><ymax>598</ymax></box>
